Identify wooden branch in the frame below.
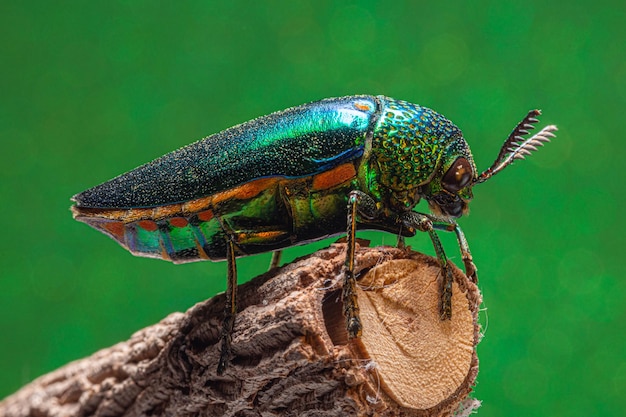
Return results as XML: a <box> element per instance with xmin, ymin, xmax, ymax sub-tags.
<box><xmin>0</xmin><ymin>244</ymin><xmax>482</xmax><ymax>417</ymax></box>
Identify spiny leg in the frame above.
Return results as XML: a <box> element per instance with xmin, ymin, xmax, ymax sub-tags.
<box><xmin>343</xmin><ymin>191</ymin><xmax>362</xmax><ymax>338</ymax></box>
<box><xmin>452</xmin><ymin>223</ymin><xmax>477</xmax><ymax>283</ymax></box>
<box><xmin>400</xmin><ymin>211</ymin><xmax>454</xmax><ymax>320</ymax></box>
<box><xmin>427</xmin><ymin>230</ymin><xmax>453</xmax><ymax>320</ymax></box>
<box><xmin>432</xmin><ymin>221</ymin><xmax>478</xmax><ymax>283</ymax></box>
<box><xmin>217</xmin><ymin>238</ymin><xmax>238</xmax><ymax>374</ymax></box>
<box><xmin>343</xmin><ymin>191</ymin><xmax>380</xmax><ymax>338</ymax></box>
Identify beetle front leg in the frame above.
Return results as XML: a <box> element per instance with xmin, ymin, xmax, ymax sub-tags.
<box><xmin>432</xmin><ymin>221</ymin><xmax>478</xmax><ymax>283</ymax></box>
<box><xmin>452</xmin><ymin>224</ymin><xmax>477</xmax><ymax>283</ymax></box>
<box><xmin>400</xmin><ymin>212</ymin><xmax>453</xmax><ymax>320</ymax></box>
<box><xmin>217</xmin><ymin>238</ymin><xmax>238</xmax><ymax>375</ymax></box>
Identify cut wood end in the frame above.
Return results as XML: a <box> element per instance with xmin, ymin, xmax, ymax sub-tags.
<box><xmin>355</xmin><ymin>253</ymin><xmax>482</xmax><ymax>414</ymax></box>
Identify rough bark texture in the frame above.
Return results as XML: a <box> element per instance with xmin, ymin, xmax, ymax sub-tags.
<box><xmin>0</xmin><ymin>244</ymin><xmax>482</xmax><ymax>417</ymax></box>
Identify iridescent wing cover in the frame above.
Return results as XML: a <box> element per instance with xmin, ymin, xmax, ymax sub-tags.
<box><xmin>73</xmin><ymin>96</ymin><xmax>379</xmax><ymax>209</ymax></box>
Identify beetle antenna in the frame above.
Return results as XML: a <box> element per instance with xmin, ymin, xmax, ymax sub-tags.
<box><xmin>475</xmin><ymin>110</ymin><xmax>557</xmax><ymax>184</ymax></box>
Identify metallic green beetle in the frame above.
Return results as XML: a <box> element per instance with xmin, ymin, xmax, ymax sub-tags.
<box><xmin>72</xmin><ymin>95</ymin><xmax>557</xmax><ymax>373</ymax></box>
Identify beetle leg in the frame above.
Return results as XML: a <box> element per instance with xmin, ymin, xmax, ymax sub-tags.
<box><xmin>400</xmin><ymin>211</ymin><xmax>453</xmax><ymax>320</ymax></box>
<box><xmin>344</xmin><ymin>191</ymin><xmax>361</xmax><ymax>338</ymax></box>
<box><xmin>428</xmin><ymin>229</ymin><xmax>453</xmax><ymax>320</ymax></box>
<box><xmin>217</xmin><ymin>238</ymin><xmax>238</xmax><ymax>375</ymax></box>
<box><xmin>451</xmin><ymin>223</ymin><xmax>477</xmax><ymax>283</ymax></box>
<box><xmin>343</xmin><ymin>190</ymin><xmax>379</xmax><ymax>338</ymax></box>
<box><xmin>269</xmin><ymin>250</ymin><xmax>282</xmax><ymax>270</ymax></box>
<box><xmin>432</xmin><ymin>221</ymin><xmax>478</xmax><ymax>283</ymax></box>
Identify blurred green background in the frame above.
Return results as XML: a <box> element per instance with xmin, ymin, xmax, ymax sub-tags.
<box><xmin>1</xmin><ymin>1</ymin><xmax>623</xmax><ymax>415</ymax></box>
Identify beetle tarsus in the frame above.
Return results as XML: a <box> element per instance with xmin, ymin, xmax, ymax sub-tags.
<box><xmin>217</xmin><ymin>321</ymin><xmax>235</xmax><ymax>374</ymax></box>
<box><xmin>343</xmin><ymin>268</ymin><xmax>363</xmax><ymax>338</ymax></box>
<box><xmin>461</xmin><ymin>252</ymin><xmax>478</xmax><ymax>283</ymax></box>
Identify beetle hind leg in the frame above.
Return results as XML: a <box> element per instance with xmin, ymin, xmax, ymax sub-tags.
<box><xmin>217</xmin><ymin>238</ymin><xmax>238</xmax><ymax>374</ymax></box>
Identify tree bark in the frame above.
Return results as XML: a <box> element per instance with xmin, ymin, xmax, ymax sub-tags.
<box><xmin>0</xmin><ymin>243</ymin><xmax>482</xmax><ymax>417</ymax></box>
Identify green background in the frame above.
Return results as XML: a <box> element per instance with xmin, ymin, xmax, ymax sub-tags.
<box><xmin>1</xmin><ymin>1</ymin><xmax>623</xmax><ymax>415</ymax></box>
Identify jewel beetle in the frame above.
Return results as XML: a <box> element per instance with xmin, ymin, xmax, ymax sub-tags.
<box><xmin>71</xmin><ymin>95</ymin><xmax>557</xmax><ymax>373</ymax></box>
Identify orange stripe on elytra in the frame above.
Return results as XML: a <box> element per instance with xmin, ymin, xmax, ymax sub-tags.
<box><xmin>312</xmin><ymin>163</ymin><xmax>356</xmax><ymax>191</ymax></box>
<box><xmin>123</xmin><ymin>208</ymin><xmax>154</xmax><ymax>222</ymax></box>
<box><xmin>182</xmin><ymin>196</ymin><xmax>212</xmax><ymax>214</ymax></box>
<box><xmin>153</xmin><ymin>204</ymin><xmax>183</xmax><ymax>219</ymax></box>
<box><xmin>212</xmin><ymin>177</ymin><xmax>279</xmax><ymax>205</ymax></box>
<box><xmin>73</xmin><ymin>176</ymin><xmax>279</xmax><ymax>224</ymax></box>
<box><xmin>73</xmin><ymin>207</ymin><xmax>129</xmax><ymax>221</ymax></box>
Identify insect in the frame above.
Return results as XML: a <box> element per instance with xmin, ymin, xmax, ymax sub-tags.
<box><xmin>71</xmin><ymin>95</ymin><xmax>557</xmax><ymax>373</ymax></box>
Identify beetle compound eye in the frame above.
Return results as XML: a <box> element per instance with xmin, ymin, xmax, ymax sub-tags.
<box><xmin>442</xmin><ymin>157</ymin><xmax>472</xmax><ymax>192</ymax></box>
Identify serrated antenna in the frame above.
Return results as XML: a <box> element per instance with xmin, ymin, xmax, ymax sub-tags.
<box><xmin>475</xmin><ymin>110</ymin><xmax>557</xmax><ymax>184</ymax></box>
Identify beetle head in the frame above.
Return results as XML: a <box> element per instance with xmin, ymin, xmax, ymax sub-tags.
<box><xmin>422</xmin><ymin>110</ymin><xmax>557</xmax><ymax>220</ymax></box>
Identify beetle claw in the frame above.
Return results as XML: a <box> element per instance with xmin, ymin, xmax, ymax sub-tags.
<box><xmin>346</xmin><ymin>317</ymin><xmax>363</xmax><ymax>339</ymax></box>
